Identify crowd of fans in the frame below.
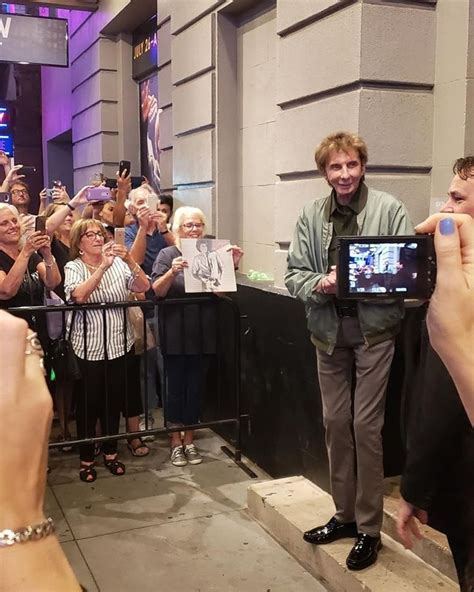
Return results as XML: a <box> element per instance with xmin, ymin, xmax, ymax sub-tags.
<box><xmin>0</xmin><ymin>151</ymin><xmax>243</xmax><ymax>483</ymax></box>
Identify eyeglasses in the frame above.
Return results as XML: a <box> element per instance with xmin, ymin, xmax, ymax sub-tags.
<box><xmin>11</xmin><ymin>189</ymin><xmax>28</xmax><ymax>195</ymax></box>
<box><xmin>181</xmin><ymin>222</ymin><xmax>204</xmax><ymax>230</ymax></box>
<box><xmin>81</xmin><ymin>231</ymin><xmax>104</xmax><ymax>240</ymax></box>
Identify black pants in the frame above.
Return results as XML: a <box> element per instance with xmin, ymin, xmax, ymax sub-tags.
<box><xmin>76</xmin><ymin>351</ymin><xmax>136</xmax><ymax>462</ymax></box>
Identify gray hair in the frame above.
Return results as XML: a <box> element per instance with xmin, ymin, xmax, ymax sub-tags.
<box><xmin>127</xmin><ymin>184</ymin><xmax>158</xmax><ymax>210</ymax></box>
<box><xmin>171</xmin><ymin>206</ymin><xmax>207</xmax><ymax>234</ymax></box>
<box><xmin>0</xmin><ymin>203</ymin><xmax>20</xmax><ymax>217</ymax></box>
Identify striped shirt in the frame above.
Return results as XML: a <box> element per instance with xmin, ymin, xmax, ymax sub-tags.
<box><xmin>64</xmin><ymin>257</ymin><xmax>135</xmax><ymax>361</ymax></box>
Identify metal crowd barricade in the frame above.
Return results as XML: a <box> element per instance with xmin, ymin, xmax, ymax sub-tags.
<box><xmin>7</xmin><ymin>297</ymin><xmax>253</xmax><ymax>475</ymax></box>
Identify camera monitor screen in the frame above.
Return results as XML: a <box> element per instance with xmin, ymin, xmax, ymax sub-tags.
<box><xmin>337</xmin><ymin>236</ymin><xmax>436</xmax><ymax>299</ymax></box>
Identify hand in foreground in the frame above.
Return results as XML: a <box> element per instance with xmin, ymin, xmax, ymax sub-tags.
<box><xmin>396</xmin><ymin>497</ymin><xmax>428</xmax><ymax>549</ymax></box>
<box><xmin>227</xmin><ymin>245</ymin><xmax>244</xmax><ymax>268</ymax></box>
<box><xmin>171</xmin><ymin>256</ymin><xmax>188</xmax><ymax>275</ymax></box>
<box><xmin>415</xmin><ymin>214</ymin><xmax>474</xmax><ymax>358</ymax></box>
<box><xmin>0</xmin><ymin>312</ymin><xmax>52</xmax><ymax>527</ymax></box>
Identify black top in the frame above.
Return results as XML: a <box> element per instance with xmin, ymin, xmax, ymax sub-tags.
<box><xmin>50</xmin><ymin>237</ymin><xmax>70</xmax><ymax>301</ymax></box>
<box><xmin>400</xmin><ymin>322</ymin><xmax>474</xmax><ymax>536</ymax></box>
<box><xmin>152</xmin><ymin>246</ymin><xmax>217</xmax><ymax>355</ymax></box>
<box><xmin>0</xmin><ymin>249</ymin><xmax>48</xmax><ymax>345</ymax></box>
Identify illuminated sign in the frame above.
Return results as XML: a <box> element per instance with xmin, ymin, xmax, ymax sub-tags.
<box><xmin>132</xmin><ymin>19</ymin><xmax>158</xmax><ymax>80</ymax></box>
<box><xmin>0</xmin><ymin>14</ymin><xmax>68</xmax><ymax>67</ymax></box>
<box><xmin>0</xmin><ymin>104</ymin><xmax>13</xmax><ymax>157</ymax></box>
<box><xmin>0</xmin><ymin>135</ymin><xmax>13</xmax><ymax>157</ymax></box>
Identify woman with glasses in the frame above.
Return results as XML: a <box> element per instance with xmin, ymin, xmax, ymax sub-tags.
<box><xmin>0</xmin><ymin>203</ymin><xmax>61</xmax><ymax>348</ymax></box>
<box><xmin>151</xmin><ymin>207</ymin><xmax>243</xmax><ymax>466</ymax></box>
<box><xmin>64</xmin><ymin>219</ymin><xmax>150</xmax><ymax>482</ymax></box>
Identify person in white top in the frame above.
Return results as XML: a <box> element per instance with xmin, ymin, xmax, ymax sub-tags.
<box><xmin>64</xmin><ymin>219</ymin><xmax>149</xmax><ymax>483</ymax></box>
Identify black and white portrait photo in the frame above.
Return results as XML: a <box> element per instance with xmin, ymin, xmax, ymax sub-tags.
<box><xmin>181</xmin><ymin>238</ymin><xmax>237</xmax><ymax>293</ymax></box>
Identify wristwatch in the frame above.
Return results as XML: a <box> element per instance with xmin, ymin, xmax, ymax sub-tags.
<box><xmin>160</xmin><ymin>229</ymin><xmax>169</xmax><ymax>235</ymax></box>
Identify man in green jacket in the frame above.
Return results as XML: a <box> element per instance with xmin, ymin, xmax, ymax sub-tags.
<box><xmin>285</xmin><ymin>131</ymin><xmax>413</xmax><ymax>570</ymax></box>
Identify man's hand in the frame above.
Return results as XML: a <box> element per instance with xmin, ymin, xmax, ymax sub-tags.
<box><xmin>137</xmin><ymin>205</ymin><xmax>150</xmax><ymax>229</ymax></box>
<box><xmin>4</xmin><ymin>164</ymin><xmax>25</xmax><ymax>187</ymax></box>
<box><xmin>116</xmin><ymin>170</ymin><xmax>131</xmax><ymax>194</ymax></box>
<box><xmin>396</xmin><ymin>497</ymin><xmax>428</xmax><ymax>549</ymax></box>
<box><xmin>314</xmin><ymin>265</ymin><xmax>337</xmax><ymax>294</ymax></box>
<box><xmin>151</xmin><ymin>210</ymin><xmax>168</xmax><ymax>233</ymax></box>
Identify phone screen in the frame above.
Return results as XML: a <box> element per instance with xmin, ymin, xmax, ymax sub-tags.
<box><xmin>35</xmin><ymin>216</ymin><xmax>47</xmax><ymax>234</ymax></box>
<box><xmin>114</xmin><ymin>227</ymin><xmax>125</xmax><ymax>246</ymax></box>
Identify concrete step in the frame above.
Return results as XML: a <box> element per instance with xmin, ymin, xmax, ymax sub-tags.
<box><xmin>247</xmin><ymin>476</ymin><xmax>457</xmax><ymax>592</ymax></box>
<box><xmin>383</xmin><ymin>490</ymin><xmax>457</xmax><ymax>583</ymax></box>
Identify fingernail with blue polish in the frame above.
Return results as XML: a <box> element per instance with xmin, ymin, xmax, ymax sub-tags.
<box><xmin>439</xmin><ymin>217</ymin><xmax>455</xmax><ymax>235</ymax></box>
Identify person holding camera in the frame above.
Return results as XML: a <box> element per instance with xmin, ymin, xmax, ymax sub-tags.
<box><xmin>0</xmin><ymin>203</ymin><xmax>61</xmax><ymax>348</ymax></box>
<box><xmin>285</xmin><ymin>132</ymin><xmax>413</xmax><ymax>570</ymax></box>
<box><xmin>397</xmin><ymin>157</ymin><xmax>474</xmax><ymax>591</ymax></box>
<box><xmin>64</xmin><ymin>219</ymin><xmax>150</xmax><ymax>482</ymax></box>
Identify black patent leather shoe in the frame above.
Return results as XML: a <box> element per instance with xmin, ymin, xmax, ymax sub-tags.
<box><xmin>346</xmin><ymin>533</ymin><xmax>382</xmax><ymax>570</ymax></box>
<box><xmin>303</xmin><ymin>516</ymin><xmax>358</xmax><ymax>544</ymax></box>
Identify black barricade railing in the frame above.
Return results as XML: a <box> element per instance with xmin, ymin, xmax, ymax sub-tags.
<box><xmin>7</xmin><ymin>297</ymin><xmax>247</xmax><ymax>465</ymax></box>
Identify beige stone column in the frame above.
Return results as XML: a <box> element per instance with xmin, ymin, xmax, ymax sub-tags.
<box><xmin>70</xmin><ymin>1</ymin><xmax>139</xmax><ymax>189</ymax></box>
<box><xmin>431</xmin><ymin>0</ymin><xmax>473</xmax><ymax>201</ymax></box>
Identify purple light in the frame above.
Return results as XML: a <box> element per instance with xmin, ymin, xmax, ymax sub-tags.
<box><xmin>39</xmin><ymin>7</ymin><xmax>50</xmax><ymax>17</ymax></box>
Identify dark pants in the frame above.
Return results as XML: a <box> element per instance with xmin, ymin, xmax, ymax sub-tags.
<box><xmin>76</xmin><ymin>351</ymin><xmax>136</xmax><ymax>462</ymax></box>
<box><xmin>163</xmin><ymin>354</ymin><xmax>210</xmax><ymax>427</ymax></box>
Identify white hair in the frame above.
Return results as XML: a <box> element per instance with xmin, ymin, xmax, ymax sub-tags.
<box><xmin>0</xmin><ymin>203</ymin><xmax>20</xmax><ymax>217</ymax></box>
<box><xmin>126</xmin><ymin>184</ymin><xmax>157</xmax><ymax>211</ymax></box>
<box><xmin>171</xmin><ymin>206</ymin><xmax>207</xmax><ymax>234</ymax></box>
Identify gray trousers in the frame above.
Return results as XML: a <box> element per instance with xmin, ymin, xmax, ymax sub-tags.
<box><xmin>316</xmin><ymin>317</ymin><xmax>395</xmax><ymax>536</ymax></box>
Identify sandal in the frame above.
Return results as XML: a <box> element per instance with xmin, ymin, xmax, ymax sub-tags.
<box><xmin>103</xmin><ymin>455</ymin><xmax>125</xmax><ymax>476</ymax></box>
<box><xmin>79</xmin><ymin>462</ymin><xmax>97</xmax><ymax>483</ymax></box>
<box><xmin>127</xmin><ymin>438</ymin><xmax>150</xmax><ymax>457</ymax></box>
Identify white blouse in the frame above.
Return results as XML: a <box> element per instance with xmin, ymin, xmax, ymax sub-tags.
<box><xmin>64</xmin><ymin>258</ymin><xmax>135</xmax><ymax>361</ymax></box>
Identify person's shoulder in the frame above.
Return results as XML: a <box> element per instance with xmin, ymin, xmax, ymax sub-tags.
<box><xmin>366</xmin><ymin>186</ymin><xmax>402</xmax><ymax>206</ymax></box>
<box><xmin>65</xmin><ymin>258</ymin><xmax>83</xmax><ymax>271</ymax></box>
<box><xmin>159</xmin><ymin>245</ymin><xmax>180</xmax><ymax>260</ymax></box>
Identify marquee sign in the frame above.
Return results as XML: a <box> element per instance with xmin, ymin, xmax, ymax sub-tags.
<box><xmin>132</xmin><ymin>18</ymin><xmax>158</xmax><ymax>81</ymax></box>
<box><xmin>0</xmin><ymin>14</ymin><xmax>68</xmax><ymax>67</ymax></box>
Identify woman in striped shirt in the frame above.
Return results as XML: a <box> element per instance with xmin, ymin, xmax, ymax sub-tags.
<box><xmin>64</xmin><ymin>219</ymin><xmax>149</xmax><ymax>483</ymax></box>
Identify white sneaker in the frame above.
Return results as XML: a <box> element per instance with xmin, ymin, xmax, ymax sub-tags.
<box><xmin>170</xmin><ymin>446</ymin><xmax>187</xmax><ymax>467</ymax></box>
<box><xmin>139</xmin><ymin>416</ymin><xmax>155</xmax><ymax>442</ymax></box>
<box><xmin>184</xmin><ymin>444</ymin><xmax>203</xmax><ymax>465</ymax></box>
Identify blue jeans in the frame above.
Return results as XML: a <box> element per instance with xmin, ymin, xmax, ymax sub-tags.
<box><xmin>163</xmin><ymin>354</ymin><xmax>210</xmax><ymax>427</ymax></box>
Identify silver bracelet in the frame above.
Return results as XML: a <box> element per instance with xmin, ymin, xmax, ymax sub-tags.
<box><xmin>0</xmin><ymin>517</ymin><xmax>55</xmax><ymax>547</ymax></box>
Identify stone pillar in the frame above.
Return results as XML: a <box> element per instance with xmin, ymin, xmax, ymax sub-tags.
<box><xmin>430</xmin><ymin>0</ymin><xmax>474</xmax><ymax>201</ymax></box>
<box><xmin>70</xmin><ymin>1</ymin><xmax>139</xmax><ymax>190</ymax></box>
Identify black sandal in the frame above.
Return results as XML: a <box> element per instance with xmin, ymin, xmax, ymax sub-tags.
<box><xmin>127</xmin><ymin>439</ymin><xmax>150</xmax><ymax>457</ymax></box>
<box><xmin>79</xmin><ymin>462</ymin><xmax>97</xmax><ymax>483</ymax></box>
<box><xmin>103</xmin><ymin>455</ymin><xmax>125</xmax><ymax>476</ymax></box>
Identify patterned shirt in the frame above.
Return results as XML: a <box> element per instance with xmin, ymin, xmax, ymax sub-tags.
<box><xmin>64</xmin><ymin>257</ymin><xmax>135</xmax><ymax>360</ymax></box>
